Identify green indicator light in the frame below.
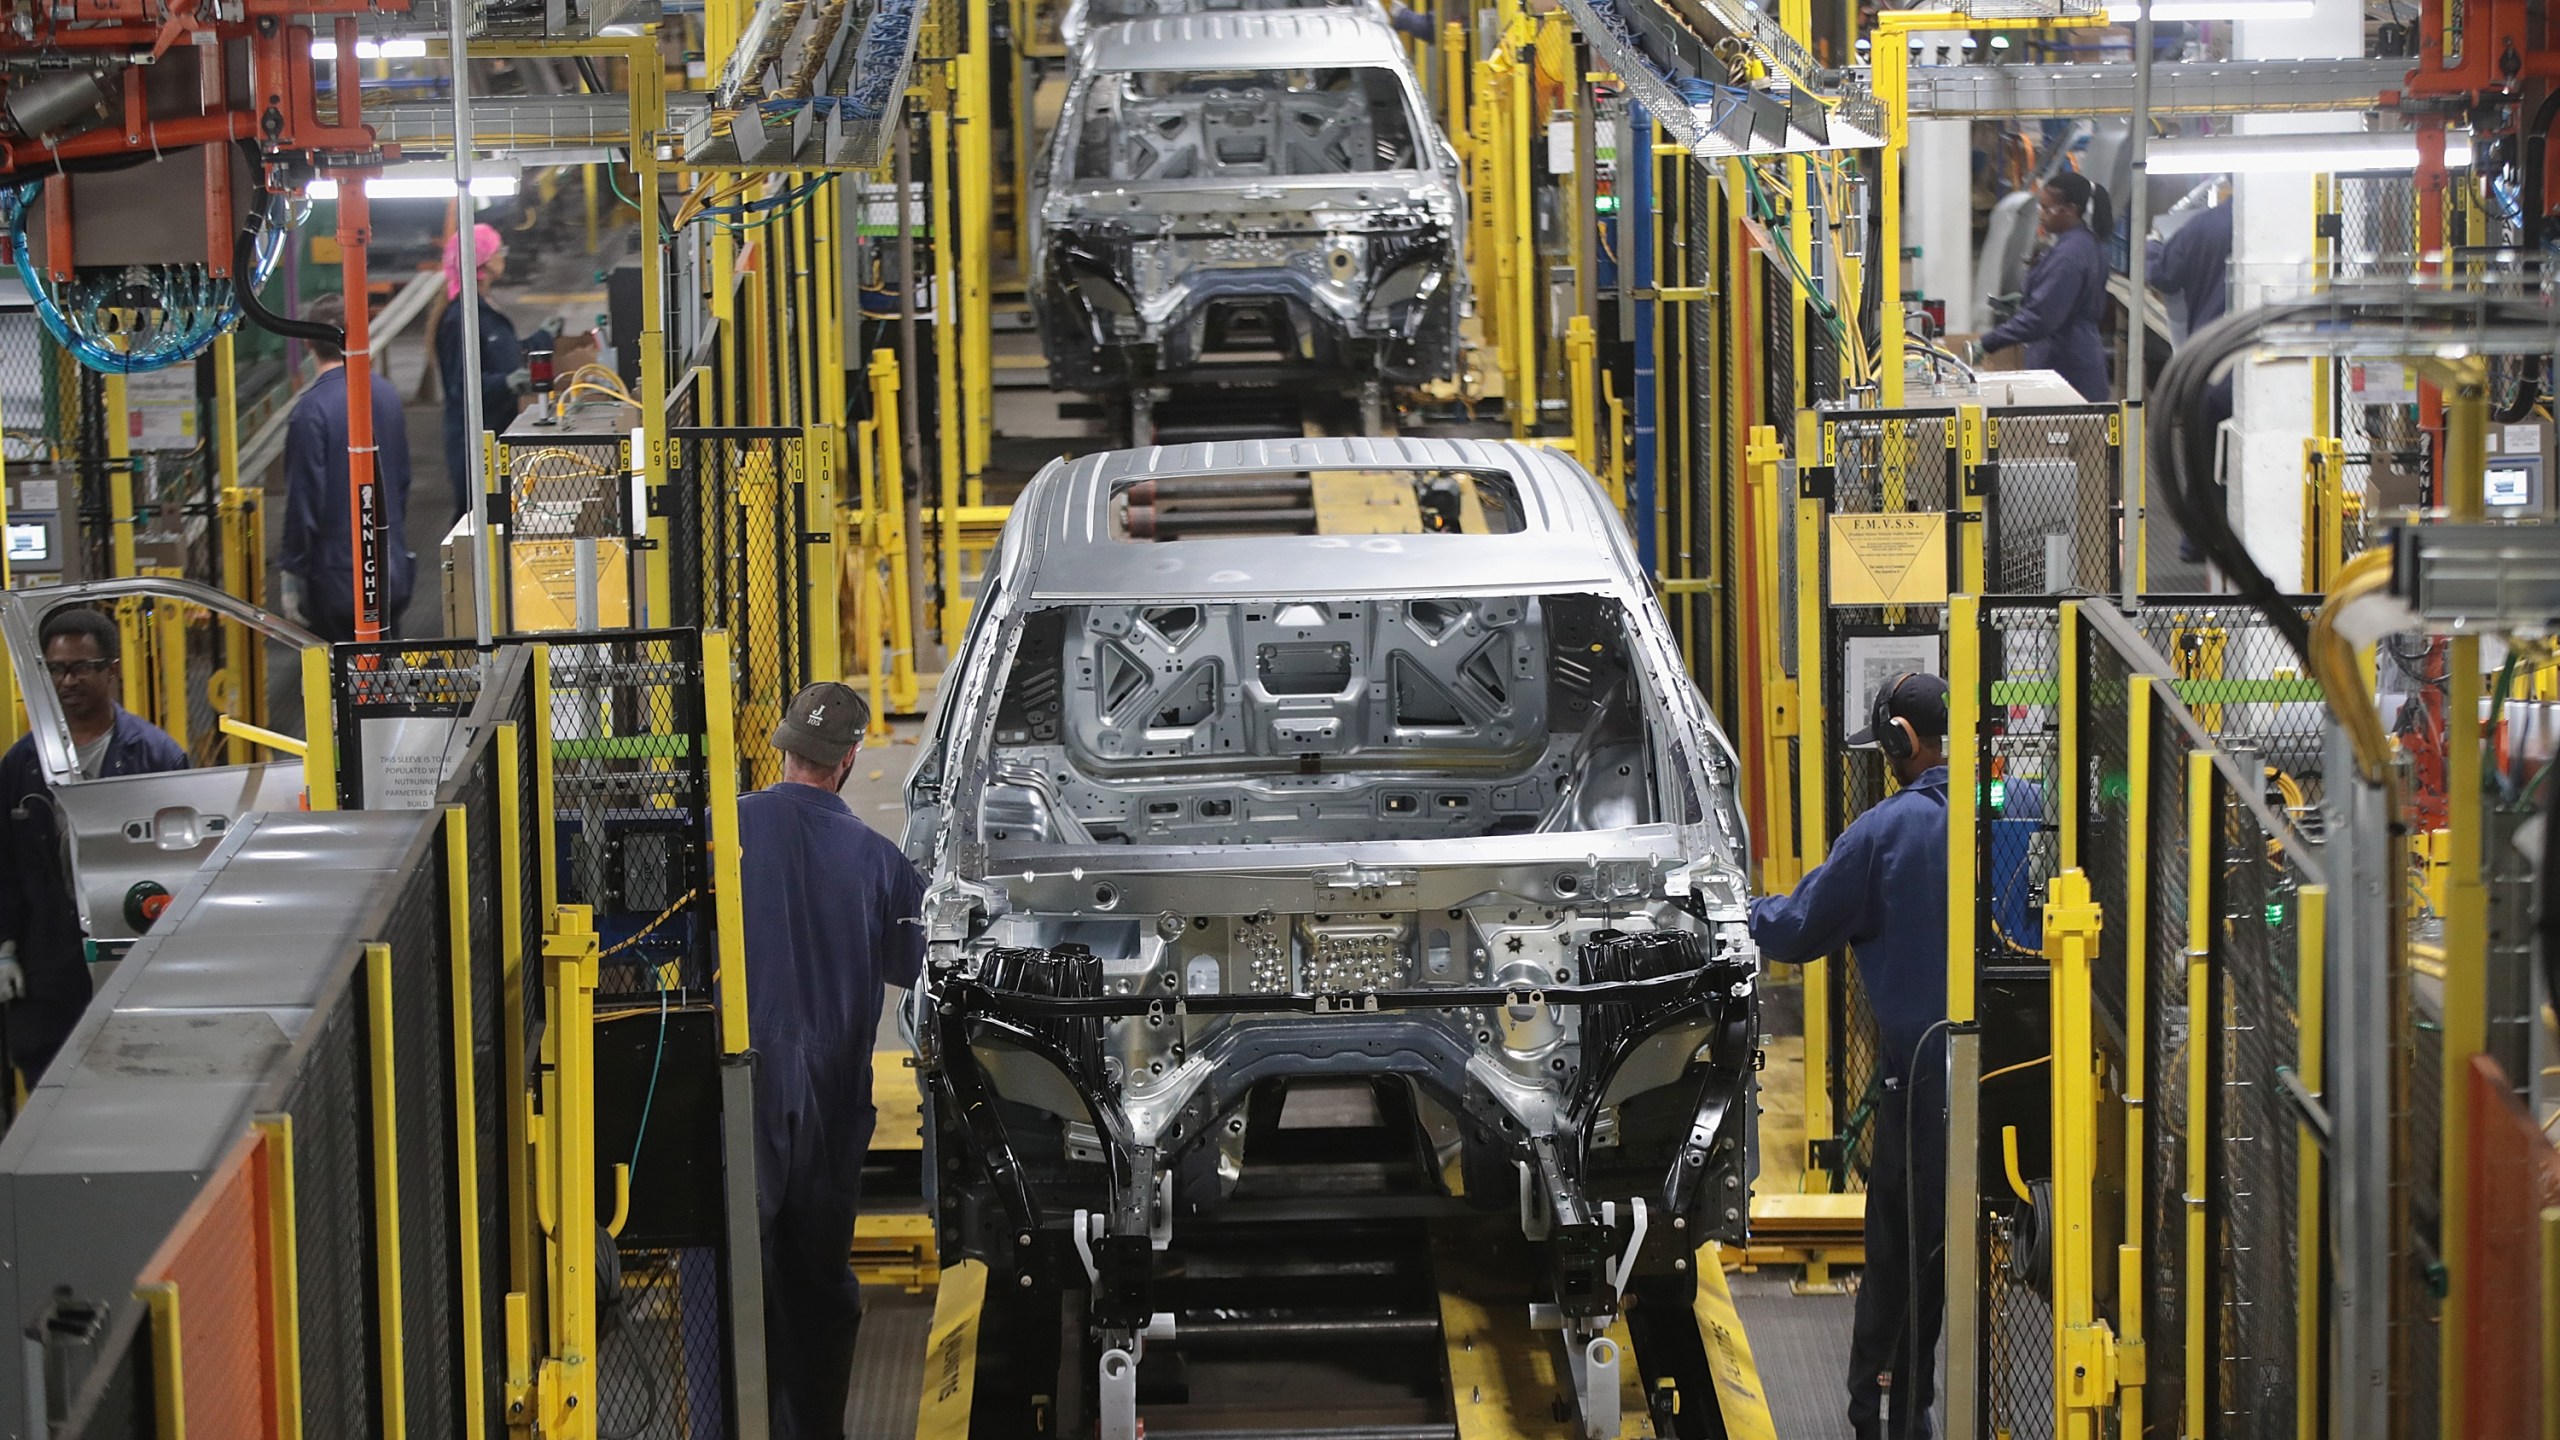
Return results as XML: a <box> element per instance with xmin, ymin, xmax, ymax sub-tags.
<box><xmin>2265</xmin><ymin>902</ymin><xmax>2286</xmax><ymax>927</ymax></box>
<box><xmin>1595</xmin><ymin>195</ymin><xmax>1619</xmax><ymax>214</ymax></box>
<box><xmin>1989</xmin><ymin>780</ymin><xmax>2006</xmax><ymax>810</ymax></box>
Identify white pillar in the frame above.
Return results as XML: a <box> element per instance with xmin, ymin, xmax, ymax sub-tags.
<box><xmin>1906</xmin><ymin>35</ymin><xmax>1976</xmax><ymax>334</ymax></box>
<box><xmin>2228</xmin><ymin>0</ymin><xmax>2361</xmax><ymax>590</ymax></box>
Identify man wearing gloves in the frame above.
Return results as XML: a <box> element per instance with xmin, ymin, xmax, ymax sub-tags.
<box><xmin>281</xmin><ymin>292</ymin><xmax>416</xmax><ymax>641</ymax></box>
<box><xmin>0</xmin><ymin>608</ymin><xmax>189</xmax><ymax>1087</ymax></box>
<box><xmin>1747</xmin><ymin>672</ymin><xmax>1952</xmax><ymax>1440</ymax></box>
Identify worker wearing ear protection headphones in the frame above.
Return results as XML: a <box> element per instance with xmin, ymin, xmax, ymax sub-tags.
<box><xmin>1746</xmin><ymin>670</ymin><xmax>1951</xmax><ymax>1440</ymax></box>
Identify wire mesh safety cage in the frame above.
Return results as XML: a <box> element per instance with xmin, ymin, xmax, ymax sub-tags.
<box><xmin>1982</xmin><ymin>406</ymin><xmax>2122</xmax><ymax>598</ymax></box>
<box><xmin>1816</xmin><ymin>408</ymin><xmax>1959</xmax><ymax>1184</ymax></box>
<box><xmin>594</xmin><ymin>1248</ymin><xmax>739</xmax><ymax>1440</ymax></box>
<box><xmin>542</xmin><ymin>629</ymin><xmax>722</xmax><ymax>998</ymax></box>
<box><xmin>2127</xmin><ymin>598</ymin><xmax>2326</xmax><ymax>820</ymax></box>
<box><xmin>330</xmin><ymin>643</ymin><xmax>490</xmax><ymax>808</ymax></box>
<box><xmin>1983</xmin><ymin>1215</ymin><xmax>2058</xmax><ymax>1440</ymax></box>
<box><xmin>1976</xmin><ymin>600</ymin><xmax>2065</xmax><ymax>970</ymax></box>
<box><xmin>2077</xmin><ymin>617</ymin><xmax>2136</xmax><ymax>1041</ymax></box>
<box><xmin>497</xmin><ymin>436</ymin><xmax>647</xmax><ymax>635</ymax></box>
<box><xmin>2075</xmin><ymin>605</ymin><xmax>2323</xmax><ymax>1440</ymax></box>
<box><xmin>666</xmin><ymin>429</ymin><xmax>813</xmax><ymax>795</ymax></box>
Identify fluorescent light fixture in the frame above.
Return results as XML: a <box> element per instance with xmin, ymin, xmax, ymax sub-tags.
<box><xmin>2147</xmin><ymin>129</ymin><xmax>2474</xmax><ymax>175</ymax></box>
<box><xmin>310</xmin><ymin>37</ymin><xmax>430</xmax><ymax>59</ymax></box>
<box><xmin>2104</xmin><ymin>0</ymin><xmax>2313</xmax><ymax>17</ymax></box>
<box><xmin>307</xmin><ymin>170</ymin><xmax>520</xmax><ymax>201</ymax></box>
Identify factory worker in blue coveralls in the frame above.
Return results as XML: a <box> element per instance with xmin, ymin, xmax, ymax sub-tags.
<box><xmin>0</xmin><ymin>607</ymin><xmax>189</xmax><ymax>1088</ymax></box>
<box><xmin>1980</xmin><ymin>172</ymin><xmax>2115</xmax><ymax>404</ymax></box>
<box><xmin>1747</xmin><ymin>672</ymin><xmax>1951</xmax><ymax>1440</ymax></box>
<box><xmin>739</xmin><ymin>680</ymin><xmax>925</xmax><ymax>1440</ymax></box>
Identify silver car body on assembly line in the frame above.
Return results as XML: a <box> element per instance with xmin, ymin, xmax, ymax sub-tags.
<box><xmin>903</xmin><ymin>438</ymin><xmax>1758</xmax><ymax>1440</ymax></box>
<box><xmin>1031</xmin><ymin>11</ymin><xmax>1465</xmax><ymax>416</ymax></box>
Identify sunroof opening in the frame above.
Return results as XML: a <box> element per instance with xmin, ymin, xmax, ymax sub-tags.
<box><xmin>1114</xmin><ymin>468</ymin><xmax>1526</xmax><ymax>541</ymax></box>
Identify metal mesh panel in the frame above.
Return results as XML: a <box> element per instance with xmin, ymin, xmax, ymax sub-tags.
<box><xmin>2211</xmin><ymin>775</ymin><xmax>2299</xmax><ymax>1437</ymax></box>
<box><xmin>667</xmin><ymin>430</ymin><xmax>811</xmax><ymax>793</ymax></box>
<box><xmin>598</xmin><ymin>1248</ymin><xmax>735</xmax><ymax>1439</ymax></box>
<box><xmin>439</xmin><ymin>732</ymin><xmax>515</xmax><ymax>1440</ymax></box>
<box><xmin>1984</xmin><ymin>407</ymin><xmax>2121</xmax><ymax>596</ymax></box>
<box><xmin>2130</xmin><ymin>599</ymin><xmax>2325</xmax><ymax>818</ymax></box>
<box><xmin>281</xmin><ymin>981</ymin><xmax>382</xmax><ymax>1439</ymax></box>
<box><xmin>1980</xmin><ymin>602</ymin><xmax>2063</xmax><ymax>968</ymax></box>
<box><xmin>1984</xmin><ymin>1215</ymin><xmax>2056</xmax><ymax>1440</ymax></box>
<box><xmin>2080</xmin><ymin>623</ymin><xmax>2134</xmax><ymax>1038</ymax></box>
<box><xmin>331</xmin><ymin>644</ymin><xmax>488</xmax><ymax>807</ymax></box>
<box><xmin>1818</xmin><ymin>410</ymin><xmax>1955</xmax><ymax>1181</ymax></box>
<box><xmin>544</xmin><ymin>631</ymin><xmax>717</xmax><ymax>996</ymax></box>
<box><xmin>2142</xmin><ymin>700</ymin><xmax>2193</xmax><ymax>1440</ymax></box>
<box><xmin>384</xmin><ymin>863</ymin><xmax>465</xmax><ymax>1440</ymax></box>
<box><xmin>498</xmin><ymin>437</ymin><xmax>642</xmax><ymax>634</ymax></box>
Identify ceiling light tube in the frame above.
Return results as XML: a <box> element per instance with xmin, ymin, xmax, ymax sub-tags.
<box><xmin>310</xmin><ymin>37</ymin><xmax>430</xmax><ymax>59</ymax></box>
<box><xmin>2146</xmin><ymin>130</ymin><xmax>2474</xmax><ymax>175</ymax></box>
<box><xmin>307</xmin><ymin>173</ymin><xmax>520</xmax><ymax>200</ymax></box>
<box><xmin>2103</xmin><ymin>0</ymin><xmax>2315</xmax><ymax>17</ymax></box>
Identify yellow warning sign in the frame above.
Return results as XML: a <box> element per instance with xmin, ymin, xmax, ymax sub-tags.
<box><xmin>1828</xmin><ymin>512</ymin><xmax>1949</xmax><ymax>606</ymax></box>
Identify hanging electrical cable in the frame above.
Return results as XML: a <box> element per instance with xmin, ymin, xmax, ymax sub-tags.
<box><xmin>0</xmin><ymin>172</ymin><xmax>301</xmax><ymax>373</ymax></box>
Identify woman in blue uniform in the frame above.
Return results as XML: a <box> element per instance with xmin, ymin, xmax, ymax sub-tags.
<box><xmin>1981</xmin><ymin>172</ymin><xmax>2114</xmax><ymax>402</ymax></box>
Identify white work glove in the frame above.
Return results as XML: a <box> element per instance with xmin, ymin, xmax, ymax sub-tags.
<box><xmin>0</xmin><ymin>941</ymin><xmax>23</xmax><ymax>1005</ymax></box>
<box><xmin>279</xmin><ymin>573</ymin><xmax>307</xmax><ymax>626</ymax></box>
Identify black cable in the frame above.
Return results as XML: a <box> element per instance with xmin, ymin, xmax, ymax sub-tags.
<box><xmin>1893</xmin><ymin>1016</ymin><xmax>1956</xmax><ymax>1439</ymax></box>
<box><xmin>229</xmin><ymin>170</ymin><xmax>343</xmax><ymax>347</ymax></box>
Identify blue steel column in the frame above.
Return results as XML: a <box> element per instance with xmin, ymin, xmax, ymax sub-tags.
<box><xmin>1629</xmin><ymin>103</ymin><xmax>1658</xmax><ymax>576</ymax></box>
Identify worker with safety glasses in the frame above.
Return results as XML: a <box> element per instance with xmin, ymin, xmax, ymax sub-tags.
<box><xmin>0</xmin><ymin>607</ymin><xmax>188</xmax><ymax>1088</ymax></box>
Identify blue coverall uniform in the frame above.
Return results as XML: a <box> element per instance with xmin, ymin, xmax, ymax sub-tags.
<box><xmin>282</xmin><ymin>366</ymin><xmax>416</xmax><ymax>642</ymax></box>
<box><xmin>1983</xmin><ymin>223</ymin><xmax>2112</xmax><ymax>403</ymax></box>
<box><xmin>0</xmin><ymin>708</ymin><xmax>189</xmax><ymax>1084</ymax></box>
<box><xmin>1749</xmin><ymin>765</ymin><xmax>1949</xmax><ymax>1440</ymax></box>
<box><xmin>435</xmin><ymin>296</ymin><xmax>529</xmax><ymax>518</ymax></box>
<box><xmin>738</xmin><ymin>779</ymin><xmax>926</xmax><ymax>1440</ymax></box>
<box><xmin>2150</xmin><ymin>201</ymin><xmax>2237</xmax><ymax>433</ymax></box>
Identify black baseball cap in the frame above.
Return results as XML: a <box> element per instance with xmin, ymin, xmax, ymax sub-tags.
<box><xmin>770</xmin><ymin>681</ymin><xmax>870</xmax><ymax>767</ymax></box>
<box><xmin>1846</xmin><ymin>671</ymin><xmax>1949</xmax><ymax>749</ymax></box>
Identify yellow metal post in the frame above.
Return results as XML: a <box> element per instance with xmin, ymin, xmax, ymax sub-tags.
<box><xmin>142</xmin><ymin>1281</ymin><xmax>185</xmax><ymax>1440</ymax></box>
<box><xmin>1567</xmin><ymin>315</ymin><xmax>1598</xmax><ymax>470</ymax></box>
<box><xmin>2183</xmin><ymin>749</ymin><xmax>2213</xmax><ymax>1438</ymax></box>
<box><xmin>870</xmin><ymin>350</ymin><xmax>920</xmax><ymax>715</ymax></box>
<box><xmin>152</xmin><ymin>586</ymin><xmax>187</xmax><ymax>746</ymax></box>
<box><xmin>445</xmin><ymin>809</ymin><xmax>489</xmax><ymax>1440</ymax></box>
<box><xmin>2121</xmin><ymin>678</ymin><xmax>2155</xmax><ymax>1438</ymax></box>
<box><xmin>705</xmin><ymin>629</ymin><xmax>751</xmax><ymax>1057</ymax></box>
<box><xmin>959</xmin><ymin>0</ymin><xmax>995</xmax><ymax>501</ymax></box>
<box><xmin>2046</xmin><ymin>869</ymin><xmax>2111</xmax><ymax>1440</ymax></box>
<box><xmin>538</xmin><ymin>907</ymin><xmax>601</xmax><ymax>1436</ymax></box>
<box><xmin>496</xmin><ymin>723</ymin><xmax>536</xmax><ymax>1320</ymax></box>
<box><xmin>2059</xmin><ymin>603</ymin><xmax>2081</xmax><ymax>871</ymax></box>
<box><xmin>1748</xmin><ymin>424</ymin><xmax>1796</xmax><ymax>891</ymax></box>
<box><xmin>2440</xmin><ymin>369</ymin><xmax>2489</xmax><ymax>1440</ymax></box>
<box><xmin>302</xmin><ymin>645</ymin><xmax>336</xmax><ymax>810</ymax></box>
<box><xmin>633</xmin><ymin>43</ymin><xmax>673</xmax><ymax>630</ymax></box>
<box><xmin>106</xmin><ymin>369</ymin><xmax>142</xmax><ymax>707</ymax></box>
<box><xmin>1946</xmin><ymin>595</ymin><xmax>1979</xmax><ymax>1036</ymax></box>
<box><xmin>1792</xmin><ymin>408</ymin><xmax>1831</xmax><ymax>1185</ymax></box>
<box><xmin>365</xmin><ymin>941</ymin><xmax>409</xmax><ymax>1440</ymax></box>
<box><xmin>255</xmin><ymin>1114</ymin><xmax>304</xmax><ymax>1440</ymax></box>
<box><xmin>215</xmin><ymin>331</ymin><xmax>258</xmax><ymax>759</ymax></box>
<box><xmin>931</xmin><ymin>106</ymin><xmax>966</xmax><ymax>643</ymax></box>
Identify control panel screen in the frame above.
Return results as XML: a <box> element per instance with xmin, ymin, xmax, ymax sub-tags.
<box><xmin>4</xmin><ymin>522</ymin><xmax>43</xmax><ymax>562</ymax></box>
<box><xmin>2487</xmin><ymin>465</ymin><xmax>2538</xmax><ymax>508</ymax></box>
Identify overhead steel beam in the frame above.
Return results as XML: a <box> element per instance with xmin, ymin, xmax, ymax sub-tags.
<box><xmin>1907</xmin><ymin>57</ymin><xmax>2399</xmax><ymax>117</ymax></box>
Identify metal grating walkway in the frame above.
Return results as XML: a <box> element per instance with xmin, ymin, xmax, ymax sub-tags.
<box><xmin>845</xmin><ymin>1288</ymin><xmax>935</xmax><ymax>1439</ymax></box>
<box><xmin>1728</xmin><ymin>1270</ymin><xmax>1858</xmax><ymax>1439</ymax></box>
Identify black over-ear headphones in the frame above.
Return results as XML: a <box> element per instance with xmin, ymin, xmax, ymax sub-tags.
<box><xmin>1873</xmin><ymin>671</ymin><xmax>1915</xmax><ymax>762</ymax></box>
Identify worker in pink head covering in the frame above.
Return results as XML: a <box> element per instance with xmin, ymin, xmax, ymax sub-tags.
<box><xmin>435</xmin><ymin>221</ymin><xmax>547</xmax><ymax>517</ymax></box>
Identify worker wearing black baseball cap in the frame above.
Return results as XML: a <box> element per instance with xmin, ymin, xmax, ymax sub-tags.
<box><xmin>1751</xmin><ymin>670</ymin><xmax>1952</xmax><ymax>1440</ymax></box>
<box><xmin>738</xmin><ymin>681</ymin><xmax>925</xmax><ymax>1438</ymax></box>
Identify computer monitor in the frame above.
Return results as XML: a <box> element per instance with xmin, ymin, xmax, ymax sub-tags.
<box><xmin>2486</xmin><ymin>454</ymin><xmax>2543</xmax><ymax>512</ymax></box>
<box><xmin>4</xmin><ymin>522</ymin><xmax>42</xmax><ymax>562</ymax></box>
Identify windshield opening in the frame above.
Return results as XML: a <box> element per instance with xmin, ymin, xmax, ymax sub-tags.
<box><xmin>1111</xmin><ymin>468</ymin><xmax>1525</xmax><ymax>541</ymax></box>
<box><xmin>972</xmin><ymin>593</ymin><xmax>1665</xmax><ymax>850</ymax></box>
<box><xmin>1071</xmin><ymin>65</ymin><xmax>1423</xmax><ymax>181</ymax></box>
